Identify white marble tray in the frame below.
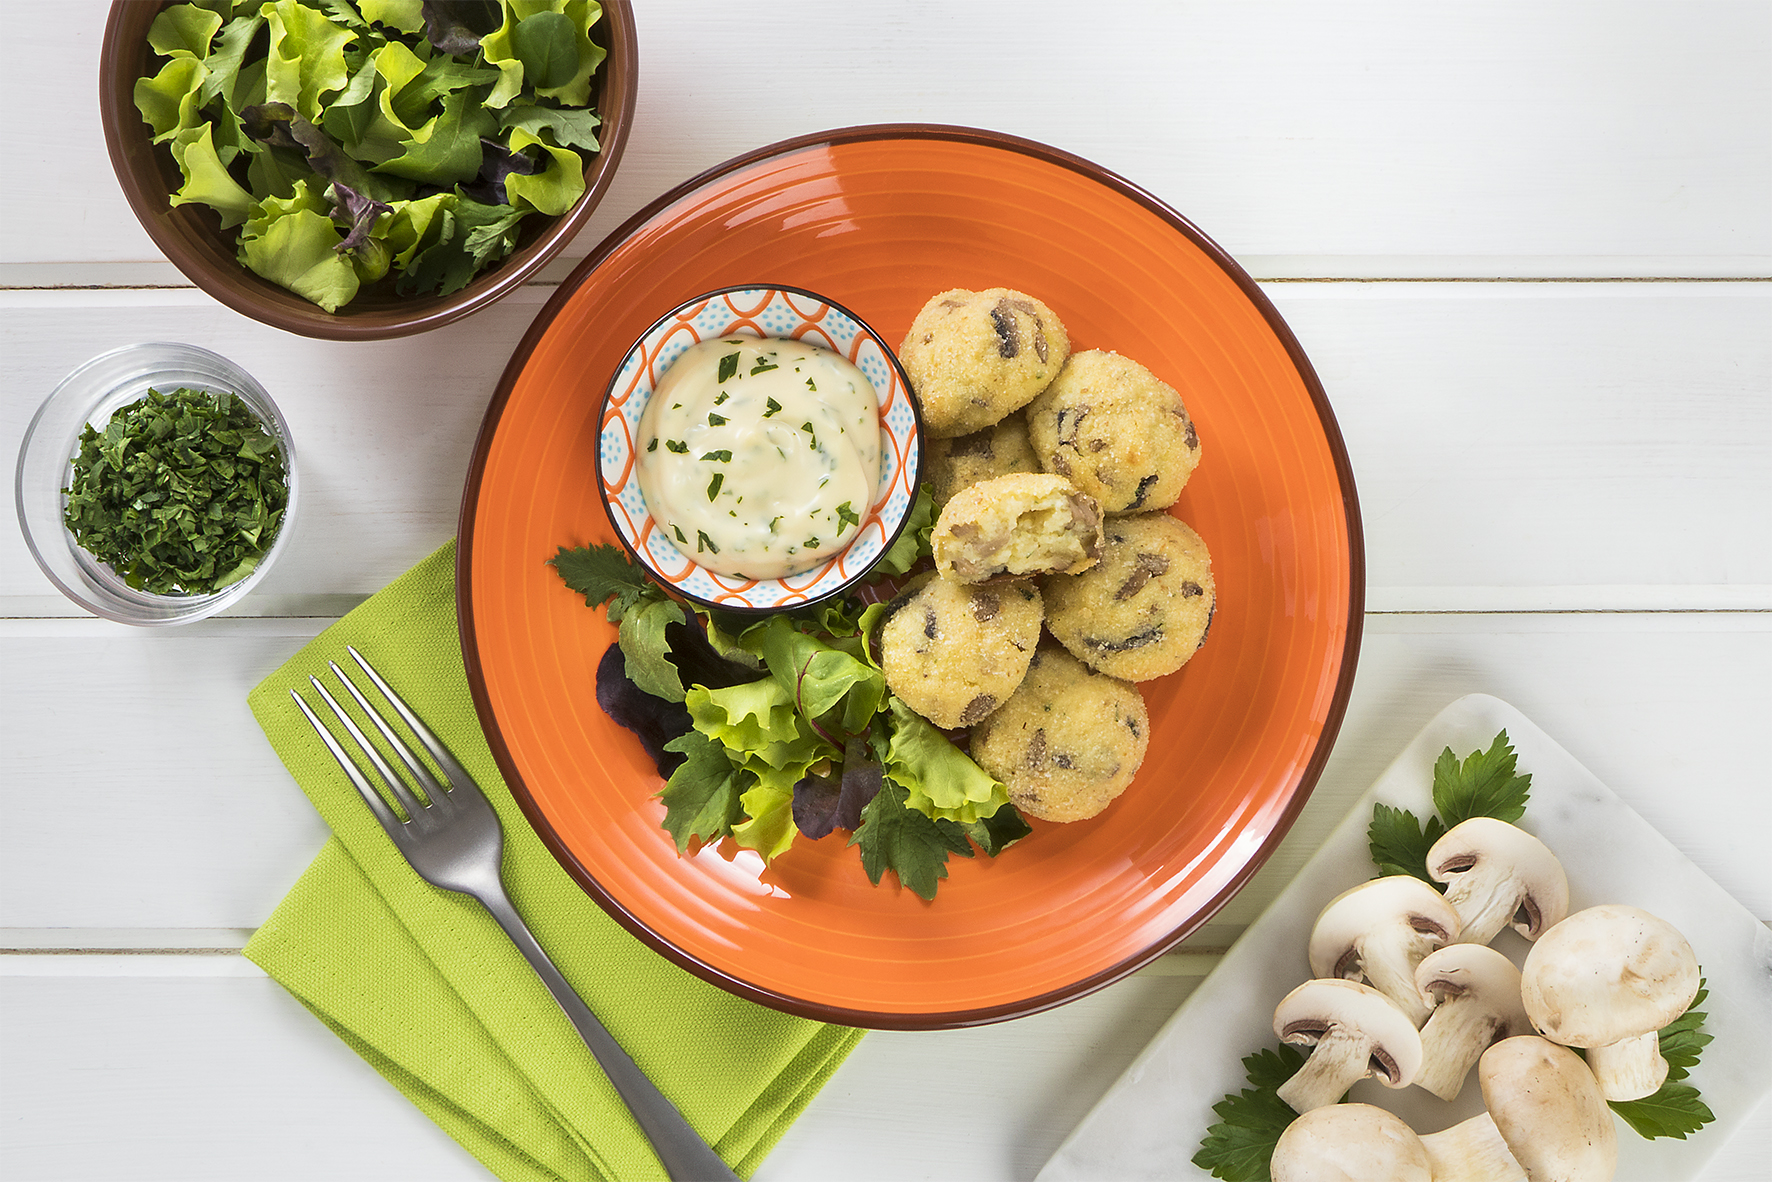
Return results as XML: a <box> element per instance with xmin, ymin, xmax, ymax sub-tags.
<box><xmin>1040</xmin><ymin>694</ymin><xmax>1772</xmax><ymax>1181</ymax></box>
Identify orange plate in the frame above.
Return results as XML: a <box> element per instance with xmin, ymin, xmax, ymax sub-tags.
<box><xmin>459</xmin><ymin>127</ymin><xmax>1364</xmax><ymax>1030</ymax></box>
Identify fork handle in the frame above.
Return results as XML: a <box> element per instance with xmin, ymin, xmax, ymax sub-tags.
<box><xmin>473</xmin><ymin>886</ymin><xmax>741</xmax><ymax>1182</ymax></box>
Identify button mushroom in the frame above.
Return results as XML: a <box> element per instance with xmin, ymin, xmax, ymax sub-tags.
<box><xmin>1418</xmin><ymin>1035</ymin><xmax>1617</xmax><ymax>1182</ymax></box>
<box><xmin>1272</xmin><ymin>978</ymin><xmax>1423</xmax><ymax>1114</ymax></box>
<box><xmin>1269</xmin><ymin>1103</ymin><xmax>1432</xmax><ymax>1182</ymax></box>
<box><xmin>1308</xmin><ymin>876</ymin><xmax>1462</xmax><ymax>1025</ymax></box>
<box><xmin>1412</xmin><ymin>943</ymin><xmax>1533</xmax><ymax>1101</ymax></box>
<box><xmin>1520</xmin><ymin>903</ymin><xmax>1701</xmax><ymax>1101</ymax></box>
<box><xmin>1428</xmin><ymin>817</ymin><xmax>1570</xmax><ymax>946</ymax></box>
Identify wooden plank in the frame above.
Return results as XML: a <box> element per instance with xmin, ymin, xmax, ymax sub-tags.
<box><xmin>5</xmin><ymin>614</ymin><xmax>1765</xmax><ymax>933</ymax></box>
<box><xmin>3</xmin><ymin>1</ymin><xmax>1767</xmax><ymax>273</ymax></box>
<box><xmin>5</xmin><ymin>284</ymin><xmax>1767</xmax><ymax>606</ymax></box>
<box><xmin>0</xmin><ymin>956</ymin><xmax>1765</xmax><ymax>1180</ymax></box>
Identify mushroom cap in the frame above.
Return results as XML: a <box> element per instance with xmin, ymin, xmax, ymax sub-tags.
<box><xmin>1307</xmin><ymin>876</ymin><xmax>1462</xmax><ymax>979</ymax></box>
<box><xmin>1269</xmin><ymin>1103</ymin><xmax>1431</xmax><ymax>1182</ymax></box>
<box><xmin>1414</xmin><ymin>941</ymin><xmax>1529</xmax><ymax>1025</ymax></box>
<box><xmin>1479</xmin><ymin>1035</ymin><xmax>1618</xmax><ymax>1182</ymax></box>
<box><xmin>1427</xmin><ymin>817</ymin><xmax>1569</xmax><ymax>939</ymax></box>
<box><xmin>1273</xmin><ymin>978</ymin><xmax>1424</xmax><ymax>1087</ymax></box>
<box><xmin>1521</xmin><ymin>904</ymin><xmax>1700</xmax><ymax>1047</ymax></box>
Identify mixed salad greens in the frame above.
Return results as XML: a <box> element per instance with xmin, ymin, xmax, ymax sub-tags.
<box><xmin>550</xmin><ymin>488</ymin><xmax>1035</xmax><ymax>900</ymax></box>
<box><xmin>134</xmin><ymin>0</ymin><xmax>606</xmax><ymax>311</ymax></box>
<box><xmin>1192</xmin><ymin>733</ymin><xmax>1716</xmax><ymax>1182</ymax></box>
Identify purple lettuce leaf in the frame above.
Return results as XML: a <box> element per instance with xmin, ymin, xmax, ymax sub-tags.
<box><xmin>421</xmin><ymin>0</ymin><xmax>502</xmax><ymax>56</ymax></box>
<box><xmin>793</xmin><ymin>734</ymin><xmax>883</xmax><ymax>840</ymax></box>
<box><xmin>595</xmin><ymin>644</ymin><xmax>692</xmax><ymax>778</ymax></box>
<box><xmin>458</xmin><ymin>137</ymin><xmax>542</xmax><ymax>206</ymax></box>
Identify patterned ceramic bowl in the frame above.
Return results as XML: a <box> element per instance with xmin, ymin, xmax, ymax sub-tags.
<box><xmin>597</xmin><ymin>285</ymin><xmax>922</xmax><ymax>612</ymax></box>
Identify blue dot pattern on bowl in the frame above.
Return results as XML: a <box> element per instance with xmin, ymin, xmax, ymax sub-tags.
<box><xmin>599</xmin><ymin>287</ymin><xmax>918</xmax><ymax>610</ymax></box>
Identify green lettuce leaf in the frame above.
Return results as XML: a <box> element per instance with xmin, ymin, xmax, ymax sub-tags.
<box><xmin>502</xmin><ymin>125</ymin><xmax>584</xmax><ymax>215</ymax></box>
<box><xmin>389</xmin><ymin>55</ymin><xmax>501</xmax><ymax>128</ymax></box>
<box><xmin>199</xmin><ymin>13</ymin><xmax>268</xmax><ymax>105</ymax></box>
<box><xmin>879</xmin><ymin>697</ymin><xmax>1008</xmax><ymax>825</ymax></box>
<box><xmin>373</xmin><ymin>87</ymin><xmax>497</xmax><ymax>184</ymax></box>
<box><xmin>148</xmin><ymin>4</ymin><xmax>223</xmax><ymax>59</ymax></box>
<box><xmin>732</xmin><ymin>781</ymin><xmax>798</xmax><ymax>863</ymax></box>
<box><xmin>510</xmin><ymin>8</ymin><xmax>577</xmax><ymax>89</ymax></box>
<box><xmin>497</xmin><ymin>99</ymin><xmax>600</xmax><ymax>151</ymax></box>
<box><xmin>869</xmin><ymin>484</ymin><xmax>935</xmax><ymax>577</ymax></box>
<box><xmin>617</xmin><ymin>597</ymin><xmax>687</xmax><ymax>703</ymax></box>
<box><xmin>754</xmin><ymin>615</ymin><xmax>886</xmax><ymax>738</ymax></box>
<box><xmin>964</xmin><ymin>804</ymin><xmax>1031</xmax><ymax>857</ymax></box>
<box><xmin>657</xmin><ymin>730</ymin><xmax>743</xmax><ymax>853</ymax></box>
<box><xmin>237</xmin><ymin>179</ymin><xmax>361</xmax><ymax>311</ymax></box>
<box><xmin>262</xmin><ymin>0</ymin><xmax>358</xmax><ymax>123</ymax></box>
<box><xmin>359</xmin><ymin>0</ymin><xmax>425</xmax><ymax>33</ymax></box>
<box><xmin>379</xmin><ymin>191</ymin><xmax>457</xmax><ymax>265</ymax></box>
<box><xmin>529</xmin><ymin>0</ymin><xmax>605</xmax><ymax>108</ymax></box>
<box><xmin>135</xmin><ymin>55</ymin><xmax>210</xmax><ymax>143</ymax></box>
<box><xmin>685</xmin><ymin>679</ymin><xmax>810</xmax><ymax>769</ymax></box>
<box><xmin>169</xmin><ymin>123</ymin><xmax>260</xmax><ymax>229</ymax></box>
<box><xmin>245</xmin><ymin>138</ymin><xmax>315</xmax><ymax>200</ymax></box>
<box><xmin>394</xmin><ymin>196</ymin><xmax>525</xmax><ymax>296</ymax></box>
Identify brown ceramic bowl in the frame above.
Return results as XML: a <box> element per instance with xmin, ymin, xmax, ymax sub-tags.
<box><xmin>97</xmin><ymin>1</ymin><xmax>637</xmax><ymax>341</ymax></box>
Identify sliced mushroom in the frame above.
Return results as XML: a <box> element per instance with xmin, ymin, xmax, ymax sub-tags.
<box><xmin>1272</xmin><ymin>978</ymin><xmax>1423</xmax><ymax>1114</ymax></box>
<box><xmin>1520</xmin><ymin>903</ymin><xmax>1700</xmax><ymax>1101</ymax></box>
<box><xmin>1412</xmin><ymin>943</ymin><xmax>1532</xmax><ymax>1101</ymax></box>
<box><xmin>1428</xmin><ymin>817</ymin><xmax>1570</xmax><ymax>945</ymax></box>
<box><xmin>1308</xmin><ymin>876</ymin><xmax>1462</xmax><ymax>1025</ymax></box>
<box><xmin>1268</xmin><ymin>1103</ymin><xmax>1431</xmax><ymax>1182</ymax></box>
<box><xmin>1419</xmin><ymin>1035</ymin><xmax>1617</xmax><ymax>1182</ymax></box>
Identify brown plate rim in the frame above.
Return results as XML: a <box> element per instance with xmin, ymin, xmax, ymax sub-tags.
<box><xmin>455</xmin><ymin>124</ymin><xmax>1367</xmax><ymax>1031</ymax></box>
<box><xmin>97</xmin><ymin>0</ymin><xmax>639</xmax><ymax>342</ymax></box>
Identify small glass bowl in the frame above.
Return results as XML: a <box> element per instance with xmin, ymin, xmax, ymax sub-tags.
<box><xmin>595</xmin><ymin>284</ymin><xmax>923</xmax><ymax>613</ymax></box>
<box><xmin>15</xmin><ymin>342</ymin><xmax>298</xmax><ymax>625</ymax></box>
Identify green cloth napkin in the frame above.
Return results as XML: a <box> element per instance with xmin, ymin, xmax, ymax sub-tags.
<box><xmin>243</xmin><ymin>542</ymin><xmax>862</xmax><ymax>1181</ymax></box>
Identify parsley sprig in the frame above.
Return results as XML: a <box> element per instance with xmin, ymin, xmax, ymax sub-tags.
<box><xmin>1192</xmin><ymin>1046</ymin><xmax>1307</xmax><ymax>1181</ymax></box>
<box><xmin>1366</xmin><ymin>730</ymin><xmax>1531</xmax><ymax>886</ymax></box>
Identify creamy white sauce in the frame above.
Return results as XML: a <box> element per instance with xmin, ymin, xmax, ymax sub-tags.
<box><xmin>635</xmin><ymin>337</ymin><xmax>881</xmax><ymax>579</ymax></box>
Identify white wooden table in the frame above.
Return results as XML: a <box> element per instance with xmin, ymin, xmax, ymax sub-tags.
<box><xmin>3</xmin><ymin>2</ymin><xmax>1767</xmax><ymax>1178</ymax></box>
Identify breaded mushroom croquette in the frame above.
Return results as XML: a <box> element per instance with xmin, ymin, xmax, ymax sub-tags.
<box><xmin>932</xmin><ymin>473</ymin><xmax>1103</xmax><ymax>584</ymax></box>
<box><xmin>1025</xmin><ymin>349</ymin><xmax>1201</xmax><ymax>514</ymax></box>
<box><xmin>899</xmin><ymin>288</ymin><xmax>1070</xmax><ymax>437</ymax></box>
<box><xmin>923</xmin><ymin>413</ymin><xmax>1041</xmax><ymax>509</ymax></box>
<box><xmin>879</xmin><ymin>576</ymin><xmax>1043</xmax><ymax>729</ymax></box>
<box><xmin>1043</xmin><ymin>513</ymin><xmax>1216</xmax><ymax>680</ymax></box>
<box><xmin>970</xmin><ymin>646</ymin><xmax>1150</xmax><ymax>822</ymax></box>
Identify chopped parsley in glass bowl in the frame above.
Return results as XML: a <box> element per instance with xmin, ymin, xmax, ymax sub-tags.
<box><xmin>16</xmin><ymin>343</ymin><xmax>299</xmax><ymax>625</ymax></box>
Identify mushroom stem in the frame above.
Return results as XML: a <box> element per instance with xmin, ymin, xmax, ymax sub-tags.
<box><xmin>1441</xmin><ymin>873</ymin><xmax>1533</xmax><ymax>947</ymax></box>
<box><xmin>1276</xmin><ymin>1025</ymin><xmax>1383</xmax><ymax>1113</ymax></box>
<box><xmin>1360</xmin><ymin>925</ymin><xmax>1441</xmax><ymax>1026</ymax></box>
<box><xmin>1417</xmin><ymin>999</ymin><xmax>1504</xmax><ymax>1101</ymax></box>
<box><xmin>1586</xmin><ymin>1030</ymin><xmax>1669</xmax><ymax>1101</ymax></box>
<box><xmin>1418</xmin><ymin>1114</ymin><xmax>1527</xmax><ymax>1182</ymax></box>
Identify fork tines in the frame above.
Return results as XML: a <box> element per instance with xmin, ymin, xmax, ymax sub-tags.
<box><xmin>290</xmin><ymin>646</ymin><xmax>474</xmax><ymax>832</ymax></box>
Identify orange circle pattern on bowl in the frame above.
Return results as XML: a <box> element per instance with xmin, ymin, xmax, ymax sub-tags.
<box><xmin>597</xmin><ymin>286</ymin><xmax>921</xmax><ymax>611</ymax></box>
<box><xmin>459</xmin><ymin>127</ymin><xmax>1364</xmax><ymax>1029</ymax></box>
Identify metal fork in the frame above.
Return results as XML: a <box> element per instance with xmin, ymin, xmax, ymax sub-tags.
<box><xmin>291</xmin><ymin>645</ymin><xmax>738</xmax><ymax>1182</ymax></box>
